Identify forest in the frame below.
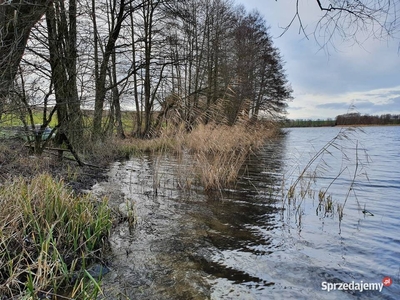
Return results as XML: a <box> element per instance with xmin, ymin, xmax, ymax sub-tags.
<box><xmin>0</xmin><ymin>0</ymin><xmax>292</xmax><ymax>153</ymax></box>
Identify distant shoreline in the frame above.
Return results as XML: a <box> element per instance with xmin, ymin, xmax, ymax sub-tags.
<box><xmin>284</xmin><ymin>113</ymin><xmax>400</xmax><ymax>128</ymax></box>
<box><xmin>334</xmin><ymin>124</ymin><xmax>400</xmax><ymax>127</ymax></box>
<box><xmin>284</xmin><ymin>123</ymin><xmax>400</xmax><ymax>128</ymax></box>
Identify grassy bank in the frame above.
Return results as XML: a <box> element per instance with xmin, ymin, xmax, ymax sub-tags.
<box><xmin>0</xmin><ymin>119</ymin><xmax>279</xmax><ymax>298</ymax></box>
<box><xmin>0</xmin><ymin>173</ymin><xmax>111</xmax><ymax>298</ymax></box>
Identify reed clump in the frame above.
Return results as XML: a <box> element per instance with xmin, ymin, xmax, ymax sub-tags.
<box><xmin>114</xmin><ymin>121</ymin><xmax>279</xmax><ymax>191</ymax></box>
<box><xmin>116</xmin><ymin>135</ymin><xmax>179</xmax><ymax>158</ymax></box>
<box><xmin>184</xmin><ymin>122</ymin><xmax>278</xmax><ymax>190</ymax></box>
<box><xmin>0</xmin><ymin>173</ymin><xmax>112</xmax><ymax>298</ymax></box>
<box><xmin>282</xmin><ymin>126</ymin><xmax>370</xmax><ymax>225</ymax></box>
<box><xmin>114</xmin><ymin>122</ymin><xmax>188</xmax><ymax>158</ymax></box>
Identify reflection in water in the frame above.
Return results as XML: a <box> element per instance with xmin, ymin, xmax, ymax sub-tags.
<box><xmin>93</xmin><ymin>126</ymin><xmax>399</xmax><ymax>300</ymax></box>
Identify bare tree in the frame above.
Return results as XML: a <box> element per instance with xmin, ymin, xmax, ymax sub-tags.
<box><xmin>12</xmin><ymin>67</ymin><xmax>57</xmax><ymax>155</ymax></box>
<box><xmin>159</xmin><ymin>0</ymin><xmax>292</xmax><ymax>127</ymax></box>
<box><xmin>128</xmin><ymin>2</ymin><xmax>143</xmax><ymax>136</ymax></box>
<box><xmin>125</xmin><ymin>0</ymin><xmax>180</xmax><ymax>137</ymax></box>
<box><xmin>1</xmin><ymin>0</ymin><xmax>295</xmax><ymax>145</ymax></box>
<box><xmin>283</xmin><ymin>0</ymin><xmax>399</xmax><ymax>48</ymax></box>
<box><xmin>46</xmin><ymin>0</ymin><xmax>84</xmax><ymax>148</ymax></box>
<box><xmin>225</xmin><ymin>9</ymin><xmax>292</xmax><ymax>123</ymax></box>
<box><xmin>91</xmin><ymin>0</ymin><xmax>129</xmax><ymax>141</ymax></box>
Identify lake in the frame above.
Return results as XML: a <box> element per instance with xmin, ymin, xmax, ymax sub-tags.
<box><xmin>93</xmin><ymin>126</ymin><xmax>400</xmax><ymax>299</ymax></box>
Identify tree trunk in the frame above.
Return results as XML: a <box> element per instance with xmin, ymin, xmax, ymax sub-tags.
<box><xmin>0</xmin><ymin>0</ymin><xmax>50</xmax><ymax>98</ymax></box>
<box><xmin>142</xmin><ymin>0</ymin><xmax>155</xmax><ymax>137</ymax></box>
<box><xmin>129</xmin><ymin>6</ymin><xmax>142</xmax><ymax>136</ymax></box>
<box><xmin>92</xmin><ymin>0</ymin><xmax>126</xmax><ymax>141</ymax></box>
<box><xmin>46</xmin><ymin>1</ymin><xmax>83</xmax><ymax>149</ymax></box>
<box><xmin>111</xmin><ymin>49</ymin><xmax>125</xmax><ymax>139</ymax></box>
<box><xmin>66</xmin><ymin>0</ymin><xmax>83</xmax><ymax>147</ymax></box>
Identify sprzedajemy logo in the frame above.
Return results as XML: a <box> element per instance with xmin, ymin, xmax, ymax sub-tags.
<box><xmin>321</xmin><ymin>277</ymin><xmax>393</xmax><ymax>293</ymax></box>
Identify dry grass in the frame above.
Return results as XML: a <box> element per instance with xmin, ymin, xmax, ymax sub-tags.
<box><xmin>115</xmin><ymin>135</ymin><xmax>179</xmax><ymax>158</ymax></box>
<box><xmin>283</xmin><ymin>127</ymin><xmax>370</xmax><ymax>225</ymax></box>
<box><xmin>115</xmin><ymin>121</ymin><xmax>280</xmax><ymax>191</ymax></box>
<box><xmin>185</xmin><ymin>122</ymin><xmax>278</xmax><ymax>190</ymax></box>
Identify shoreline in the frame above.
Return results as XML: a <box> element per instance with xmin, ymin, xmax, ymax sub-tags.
<box><xmin>284</xmin><ymin>123</ymin><xmax>400</xmax><ymax>128</ymax></box>
<box><xmin>0</xmin><ymin>137</ymin><xmax>109</xmax><ymax>193</ymax></box>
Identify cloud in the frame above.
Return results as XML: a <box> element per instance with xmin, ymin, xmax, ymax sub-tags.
<box><xmin>365</xmin><ymin>90</ymin><xmax>400</xmax><ymax>98</ymax></box>
<box><xmin>316</xmin><ymin>102</ymin><xmax>350</xmax><ymax>110</ymax></box>
<box><xmin>287</xmin><ymin>86</ymin><xmax>400</xmax><ymax>119</ymax></box>
<box><xmin>389</xmin><ymin>96</ymin><xmax>400</xmax><ymax>103</ymax></box>
<box><xmin>368</xmin><ymin>96</ymin><xmax>400</xmax><ymax>112</ymax></box>
<box><xmin>236</xmin><ymin>0</ymin><xmax>400</xmax><ymax>119</ymax></box>
<box><xmin>288</xmin><ymin>106</ymin><xmax>305</xmax><ymax>111</ymax></box>
<box><xmin>351</xmin><ymin>98</ymin><xmax>400</xmax><ymax>114</ymax></box>
<box><xmin>351</xmin><ymin>100</ymin><xmax>376</xmax><ymax>111</ymax></box>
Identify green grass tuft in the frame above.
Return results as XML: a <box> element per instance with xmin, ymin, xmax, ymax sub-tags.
<box><xmin>0</xmin><ymin>173</ymin><xmax>112</xmax><ymax>298</ymax></box>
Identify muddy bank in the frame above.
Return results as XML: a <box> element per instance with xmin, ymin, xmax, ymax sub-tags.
<box><xmin>0</xmin><ymin>137</ymin><xmax>108</xmax><ymax>193</ymax></box>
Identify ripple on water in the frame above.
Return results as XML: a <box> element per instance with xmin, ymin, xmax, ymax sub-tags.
<box><xmin>94</xmin><ymin>126</ymin><xmax>400</xmax><ymax>299</ymax></box>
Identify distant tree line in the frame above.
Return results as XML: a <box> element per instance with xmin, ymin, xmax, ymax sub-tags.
<box><xmin>285</xmin><ymin>118</ymin><xmax>335</xmax><ymax>127</ymax></box>
<box><xmin>335</xmin><ymin>113</ymin><xmax>400</xmax><ymax>126</ymax></box>
<box><xmin>285</xmin><ymin>113</ymin><xmax>400</xmax><ymax>127</ymax></box>
<box><xmin>0</xmin><ymin>0</ymin><xmax>293</xmax><ymax>152</ymax></box>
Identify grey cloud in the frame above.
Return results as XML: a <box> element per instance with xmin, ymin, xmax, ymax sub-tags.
<box><xmin>247</xmin><ymin>0</ymin><xmax>400</xmax><ymax>118</ymax></box>
<box><xmin>288</xmin><ymin>106</ymin><xmax>305</xmax><ymax>110</ymax></box>
<box><xmin>315</xmin><ymin>97</ymin><xmax>400</xmax><ymax>114</ymax></box>
<box><xmin>351</xmin><ymin>100</ymin><xmax>376</xmax><ymax>110</ymax></box>
<box><xmin>316</xmin><ymin>102</ymin><xmax>350</xmax><ymax>110</ymax></box>
<box><xmin>374</xmin><ymin>96</ymin><xmax>400</xmax><ymax>112</ymax></box>
<box><xmin>279</xmin><ymin>31</ymin><xmax>400</xmax><ymax>97</ymax></box>
<box><xmin>364</xmin><ymin>90</ymin><xmax>400</xmax><ymax>98</ymax></box>
<box><xmin>352</xmin><ymin>98</ymin><xmax>400</xmax><ymax>114</ymax></box>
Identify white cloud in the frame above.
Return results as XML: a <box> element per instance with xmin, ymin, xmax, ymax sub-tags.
<box><xmin>288</xmin><ymin>86</ymin><xmax>400</xmax><ymax>119</ymax></box>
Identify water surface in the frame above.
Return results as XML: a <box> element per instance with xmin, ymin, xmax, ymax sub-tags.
<box><xmin>93</xmin><ymin>126</ymin><xmax>400</xmax><ymax>299</ymax></box>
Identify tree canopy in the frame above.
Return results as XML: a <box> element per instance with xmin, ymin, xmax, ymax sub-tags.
<box><xmin>1</xmin><ymin>0</ymin><xmax>294</xmax><ymax>147</ymax></box>
<box><xmin>10</xmin><ymin>0</ymin><xmax>397</xmax><ymax>144</ymax></box>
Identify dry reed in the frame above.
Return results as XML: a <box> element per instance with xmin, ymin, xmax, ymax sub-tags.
<box><xmin>115</xmin><ymin>121</ymin><xmax>280</xmax><ymax>191</ymax></box>
<box><xmin>184</xmin><ymin>122</ymin><xmax>278</xmax><ymax>190</ymax></box>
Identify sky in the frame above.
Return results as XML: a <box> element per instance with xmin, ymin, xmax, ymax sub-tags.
<box><xmin>236</xmin><ymin>0</ymin><xmax>400</xmax><ymax>120</ymax></box>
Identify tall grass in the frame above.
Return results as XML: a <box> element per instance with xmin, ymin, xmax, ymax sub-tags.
<box><xmin>282</xmin><ymin>127</ymin><xmax>370</xmax><ymax>226</ymax></box>
<box><xmin>184</xmin><ymin>122</ymin><xmax>278</xmax><ymax>190</ymax></box>
<box><xmin>0</xmin><ymin>173</ymin><xmax>111</xmax><ymax>298</ymax></box>
<box><xmin>116</xmin><ymin>121</ymin><xmax>280</xmax><ymax>191</ymax></box>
